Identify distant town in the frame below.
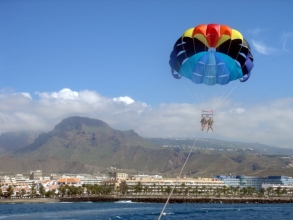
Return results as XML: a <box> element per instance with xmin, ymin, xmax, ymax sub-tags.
<box><xmin>1</xmin><ymin>170</ymin><xmax>293</xmax><ymax>199</ymax></box>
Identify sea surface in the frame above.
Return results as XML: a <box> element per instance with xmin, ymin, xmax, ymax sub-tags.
<box><xmin>0</xmin><ymin>201</ymin><xmax>293</xmax><ymax>220</ymax></box>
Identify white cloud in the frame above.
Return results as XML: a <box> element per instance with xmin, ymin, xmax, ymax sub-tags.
<box><xmin>249</xmin><ymin>28</ymin><xmax>293</xmax><ymax>54</ymax></box>
<box><xmin>20</xmin><ymin>93</ymin><xmax>32</xmax><ymax>99</ymax></box>
<box><xmin>36</xmin><ymin>88</ymin><xmax>79</xmax><ymax>100</ymax></box>
<box><xmin>251</xmin><ymin>39</ymin><xmax>276</xmax><ymax>55</ymax></box>
<box><xmin>248</xmin><ymin>28</ymin><xmax>265</xmax><ymax>36</ymax></box>
<box><xmin>113</xmin><ymin>96</ymin><xmax>135</xmax><ymax>105</ymax></box>
<box><xmin>281</xmin><ymin>32</ymin><xmax>293</xmax><ymax>51</ymax></box>
<box><xmin>0</xmin><ymin>88</ymin><xmax>293</xmax><ymax>149</ymax></box>
<box><xmin>248</xmin><ymin>27</ymin><xmax>274</xmax><ymax>36</ymax></box>
<box><xmin>78</xmin><ymin>90</ymin><xmax>103</xmax><ymax>104</ymax></box>
<box><xmin>229</xmin><ymin>108</ymin><xmax>245</xmax><ymax>114</ymax></box>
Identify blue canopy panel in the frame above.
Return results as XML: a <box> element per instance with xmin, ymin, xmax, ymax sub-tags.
<box><xmin>178</xmin><ymin>52</ymin><xmax>243</xmax><ymax>85</ymax></box>
<box><xmin>240</xmin><ymin>51</ymin><xmax>254</xmax><ymax>82</ymax></box>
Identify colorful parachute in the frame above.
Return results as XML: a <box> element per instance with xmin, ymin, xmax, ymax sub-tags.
<box><xmin>169</xmin><ymin>24</ymin><xmax>254</xmax><ymax>86</ymax></box>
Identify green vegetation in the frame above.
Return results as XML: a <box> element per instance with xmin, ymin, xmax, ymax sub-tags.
<box><xmin>6</xmin><ymin>185</ymin><xmax>14</xmax><ymax>198</ymax></box>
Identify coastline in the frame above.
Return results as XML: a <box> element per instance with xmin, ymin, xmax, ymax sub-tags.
<box><xmin>1</xmin><ymin>196</ymin><xmax>293</xmax><ymax>204</ymax></box>
<box><xmin>59</xmin><ymin>196</ymin><xmax>293</xmax><ymax>204</ymax></box>
<box><xmin>0</xmin><ymin>198</ymin><xmax>59</xmax><ymax>204</ymax></box>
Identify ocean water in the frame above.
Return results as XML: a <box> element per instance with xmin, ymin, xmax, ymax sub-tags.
<box><xmin>0</xmin><ymin>201</ymin><xmax>293</xmax><ymax>220</ymax></box>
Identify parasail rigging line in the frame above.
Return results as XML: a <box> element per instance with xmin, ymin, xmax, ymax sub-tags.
<box><xmin>158</xmin><ymin>129</ymin><xmax>201</xmax><ymax>220</ymax></box>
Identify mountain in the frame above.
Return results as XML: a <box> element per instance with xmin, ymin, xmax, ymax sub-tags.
<box><xmin>0</xmin><ymin>116</ymin><xmax>185</xmax><ymax>174</ymax></box>
<box><xmin>0</xmin><ymin>116</ymin><xmax>292</xmax><ymax>177</ymax></box>
<box><xmin>0</xmin><ymin>130</ymin><xmax>41</xmax><ymax>155</ymax></box>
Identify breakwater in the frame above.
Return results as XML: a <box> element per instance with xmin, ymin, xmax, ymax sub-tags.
<box><xmin>59</xmin><ymin>196</ymin><xmax>293</xmax><ymax>204</ymax></box>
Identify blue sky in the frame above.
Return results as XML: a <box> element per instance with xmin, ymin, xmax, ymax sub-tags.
<box><xmin>1</xmin><ymin>0</ymin><xmax>293</xmax><ymax>149</ymax></box>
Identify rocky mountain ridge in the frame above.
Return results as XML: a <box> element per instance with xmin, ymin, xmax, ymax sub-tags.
<box><xmin>0</xmin><ymin>116</ymin><xmax>292</xmax><ymax>177</ymax></box>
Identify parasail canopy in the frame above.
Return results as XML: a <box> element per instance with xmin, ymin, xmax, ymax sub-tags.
<box><xmin>169</xmin><ymin>24</ymin><xmax>254</xmax><ymax>86</ymax></box>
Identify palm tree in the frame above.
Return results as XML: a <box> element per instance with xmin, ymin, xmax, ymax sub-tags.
<box><xmin>31</xmin><ymin>186</ymin><xmax>37</xmax><ymax>198</ymax></box>
<box><xmin>45</xmin><ymin>190</ymin><xmax>53</xmax><ymax>198</ymax></box>
<box><xmin>222</xmin><ymin>186</ymin><xmax>228</xmax><ymax>196</ymax></box>
<box><xmin>281</xmin><ymin>188</ymin><xmax>287</xmax><ymax>196</ymax></box>
<box><xmin>267</xmin><ymin>187</ymin><xmax>273</xmax><ymax>197</ymax></box>
<box><xmin>229</xmin><ymin>186</ymin><xmax>234</xmax><ymax>196</ymax></box>
<box><xmin>247</xmin><ymin>186</ymin><xmax>256</xmax><ymax>196</ymax></box>
<box><xmin>184</xmin><ymin>187</ymin><xmax>190</xmax><ymax>196</ymax></box>
<box><xmin>193</xmin><ymin>186</ymin><xmax>199</xmax><ymax>197</ymax></box>
<box><xmin>77</xmin><ymin>186</ymin><xmax>84</xmax><ymax>196</ymax></box>
<box><xmin>105</xmin><ymin>183</ymin><xmax>114</xmax><ymax>195</ymax></box>
<box><xmin>234</xmin><ymin>186</ymin><xmax>240</xmax><ymax>197</ymax></box>
<box><xmin>39</xmin><ymin>185</ymin><xmax>45</xmax><ymax>197</ymax></box>
<box><xmin>142</xmin><ymin>186</ymin><xmax>148</xmax><ymax>195</ymax></box>
<box><xmin>7</xmin><ymin>185</ymin><xmax>14</xmax><ymax>198</ymax></box>
<box><xmin>152</xmin><ymin>183</ymin><xmax>157</xmax><ymax>195</ymax></box>
<box><xmin>288</xmin><ymin>188</ymin><xmax>293</xmax><ymax>198</ymax></box>
<box><xmin>275</xmin><ymin>187</ymin><xmax>282</xmax><ymax>197</ymax></box>
<box><xmin>165</xmin><ymin>186</ymin><xmax>172</xmax><ymax>195</ymax></box>
<box><xmin>96</xmin><ymin>184</ymin><xmax>103</xmax><ymax>195</ymax></box>
<box><xmin>240</xmin><ymin>187</ymin><xmax>248</xmax><ymax>197</ymax></box>
<box><xmin>59</xmin><ymin>185</ymin><xmax>67</xmax><ymax>197</ymax></box>
<box><xmin>258</xmin><ymin>188</ymin><xmax>265</xmax><ymax>197</ymax></box>
<box><xmin>180</xmin><ymin>183</ymin><xmax>186</xmax><ymax>196</ymax></box>
<box><xmin>201</xmin><ymin>186</ymin><xmax>206</xmax><ymax>197</ymax></box>
<box><xmin>206</xmin><ymin>186</ymin><xmax>213</xmax><ymax>198</ymax></box>
<box><xmin>120</xmin><ymin>181</ymin><xmax>128</xmax><ymax>195</ymax></box>
<box><xmin>215</xmin><ymin>187</ymin><xmax>221</xmax><ymax>197</ymax></box>
<box><xmin>69</xmin><ymin>185</ymin><xmax>79</xmax><ymax>196</ymax></box>
<box><xmin>134</xmin><ymin>182</ymin><xmax>143</xmax><ymax>195</ymax></box>
<box><xmin>173</xmin><ymin>188</ymin><xmax>178</xmax><ymax>195</ymax></box>
<box><xmin>21</xmin><ymin>188</ymin><xmax>26</xmax><ymax>198</ymax></box>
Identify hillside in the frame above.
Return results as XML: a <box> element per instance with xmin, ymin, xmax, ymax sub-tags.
<box><xmin>147</xmin><ymin>138</ymin><xmax>293</xmax><ymax>156</ymax></box>
<box><xmin>1</xmin><ymin>116</ymin><xmax>185</xmax><ymax>174</ymax></box>
<box><xmin>0</xmin><ymin>130</ymin><xmax>41</xmax><ymax>155</ymax></box>
<box><xmin>0</xmin><ymin>116</ymin><xmax>292</xmax><ymax>177</ymax></box>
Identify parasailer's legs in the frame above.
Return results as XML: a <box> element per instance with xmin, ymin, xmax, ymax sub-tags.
<box><xmin>207</xmin><ymin>125</ymin><xmax>213</xmax><ymax>133</ymax></box>
<box><xmin>207</xmin><ymin>117</ymin><xmax>214</xmax><ymax>133</ymax></box>
<box><xmin>201</xmin><ymin>123</ymin><xmax>207</xmax><ymax>131</ymax></box>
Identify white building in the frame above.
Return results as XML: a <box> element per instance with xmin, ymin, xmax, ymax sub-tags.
<box><xmin>76</xmin><ymin>175</ymin><xmax>108</xmax><ymax>185</ymax></box>
<box><xmin>262</xmin><ymin>183</ymin><xmax>293</xmax><ymax>193</ymax></box>
<box><xmin>0</xmin><ymin>175</ymin><xmax>16</xmax><ymax>185</ymax></box>
<box><xmin>15</xmin><ymin>174</ymin><xmax>31</xmax><ymax>185</ymax></box>
<box><xmin>123</xmin><ymin>176</ymin><xmax>225</xmax><ymax>194</ymax></box>
<box><xmin>114</xmin><ymin>173</ymin><xmax>128</xmax><ymax>181</ymax></box>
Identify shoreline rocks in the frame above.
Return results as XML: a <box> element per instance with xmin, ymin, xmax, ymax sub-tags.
<box><xmin>59</xmin><ymin>196</ymin><xmax>293</xmax><ymax>204</ymax></box>
<box><xmin>1</xmin><ymin>196</ymin><xmax>293</xmax><ymax>204</ymax></box>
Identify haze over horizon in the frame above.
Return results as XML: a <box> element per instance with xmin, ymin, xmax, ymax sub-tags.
<box><xmin>1</xmin><ymin>1</ymin><xmax>293</xmax><ymax>149</ymax></box>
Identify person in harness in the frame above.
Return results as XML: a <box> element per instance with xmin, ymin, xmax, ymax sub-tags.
<box><xmin>200</xmin><ymin>116</ymin><xmax>207</xmax><ymax>131</ymax></box>
<box><xmin>207</xmin><ymin>117</ymin><xmax>214</xmax><ymax>133</ymax></box>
